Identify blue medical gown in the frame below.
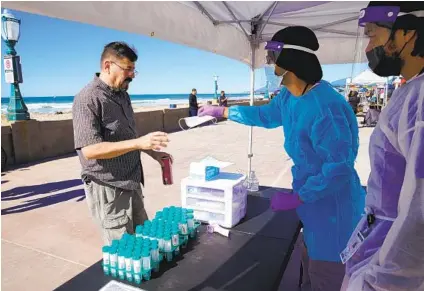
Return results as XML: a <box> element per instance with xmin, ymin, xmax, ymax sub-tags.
<box><xmin>228</xmin><ymin>81</ymin><xmax>365</xmax><ymax>262</ymax></box>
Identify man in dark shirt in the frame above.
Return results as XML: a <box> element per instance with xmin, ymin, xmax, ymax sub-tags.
<box><xmin>219</xmin><ymin>90</ymin><xmax>228</xmax><ymax>107</ymax></box>
<box><xmin>72</xmin><ymin>42</ymin><xmax>171</xmax><ymax>245</ymax></box>
<box><xmin>348</xmin><ymin>91</ymin><xmax>360</xmax><ymax>114</ymax></box>
<box><xmin>189</xmin><ymin>88</ymin><xmax>198</xmax><ymax>116</ymax></box>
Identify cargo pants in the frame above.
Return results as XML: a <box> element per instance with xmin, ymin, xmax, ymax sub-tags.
<box><xmin>83</xmin><ymin>179</ymin><xmax>148</xmax><ymax>245</ymax></box>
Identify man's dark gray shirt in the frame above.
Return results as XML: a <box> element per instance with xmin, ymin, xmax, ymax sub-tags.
<box><xmin>72</xmin><ymin>74</ymin><xmax>144</xmax><ymax>190</ymax></box>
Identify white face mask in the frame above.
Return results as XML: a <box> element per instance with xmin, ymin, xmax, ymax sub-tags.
<box><xmin>276</xmin><ymin>70</ymin><xmax>288</xmax><ymax>86</ymax></box>
<box><xmin>178</xmin><ymin>115</ymin><xmax>217</xmax><ymax>130</ymax></box>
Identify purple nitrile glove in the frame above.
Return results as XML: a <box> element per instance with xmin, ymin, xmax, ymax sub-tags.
<box><xmin>270</xmin><ymin>191</ymin><xmax>303</xmax><ymax>211</ymax></box>
<box><xmin>198</xmin><ymin>105</ymin><xmax>225</xmax><ymax>118</ymax></box>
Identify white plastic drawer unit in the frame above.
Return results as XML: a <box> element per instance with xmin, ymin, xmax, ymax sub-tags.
<box><xmin>181</xmin><ymin>173</ymin><xmax>248</xmax><ymax>228</ymax></box>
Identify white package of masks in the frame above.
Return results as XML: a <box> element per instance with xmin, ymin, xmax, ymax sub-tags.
<box><xmin>178</xmin><ymin>115</ymin><xmax>217</xmax><ymax>130</ymax></box>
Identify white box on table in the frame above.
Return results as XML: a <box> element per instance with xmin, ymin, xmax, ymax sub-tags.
<box><xmin>181</xmin><ymin>172</ymin><xmax>247</xmax><ymax>228</ymax></box>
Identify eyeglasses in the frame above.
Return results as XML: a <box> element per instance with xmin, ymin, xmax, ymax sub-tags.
<box><xmin>111</xmin><ymin>61</ymin><xmax>138</xmax><ymax>76</ymax></box>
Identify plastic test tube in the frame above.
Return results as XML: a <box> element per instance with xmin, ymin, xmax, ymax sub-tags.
<box><xmin>132</xmin><ymin>253</ymin><xmax>142</xmax><ymax>284</ymax></box>
<box><xmin>180</xmin><ymin>218</ymin><xmax>189</xmax><ymax>248</ymax></box>
<box><xmin>125</xmin><ymin>251</ymin><xmax>133</xmax><ymax>282</ymax></box>
<box><xmin>171</xmin><ymin>227</ymin><xmax>180</xmax><ymax>256</ymax></box>
<box><xmin>150</xmin><ymin>241</ymin><xmax>160</xmax><ymax>272</ymax></box>
<box><xmin>142</xmin><ymin>248</ymin><xmax>152</xmax><ymax>280</ymax></box>
<box><xmin>102</xmin><ymin>263</ymin><xmax>110</xmax><ymax>275</ymax></box>
<box><xmin>158</xmin><ymin>233</ymin><xmax>164</xmax><ymax>252</ymax></box>
<box><xmin>109</xmin><ymin>247</ymin><xmax>118</xmax><ymax>269</ymax></box>
<box><xmin>187</xmin><ymin>213</ymin><xmax>196</xmax><ymax>238</ymax></box>
<box><xmin>164</xmin><ymin>234</ymin><xmax>173</xmax><ymax>262</ymax></box>
<box><xmin>125</xmin><ymin>251</ymin><xmax>133</xmax><ymax>272</ymax></box>
<box><xmin>187</xmin><ymin>213</ymin><xmax>195</xmax><ymax>229</ymax></box>
<box><xmin>118</xmin><ymin>249</ymin><xmax>126</xmax><ymax>269</ymax></box>
<box><xmin>110</xmin><ymin>267</ymin><xmax>117</xmax><ymax>278</ymax></box>
<box><xmin>117</xmin><ymin>249</ymin><xmax>126</xmax><ymax>280</ymax></box>
<box><xmin>180</xmin><ymin>218</ymin><xmax>188</xmax><ymax>235</ymax></box>
<box><xmin>102</xmin><ymin>246</ymin><xmax>110</xmax><ymax>266</ymax></box>
<box><xmin>118</xmin><ymin>269</ymin><xmax>125</xmax><ymax>280</ymax></box>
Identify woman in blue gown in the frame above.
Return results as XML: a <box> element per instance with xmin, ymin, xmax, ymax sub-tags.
<box><xmin>199</xmin><ymin>26</ymin><xmax>365</xmax><ymax>291</ymax></box>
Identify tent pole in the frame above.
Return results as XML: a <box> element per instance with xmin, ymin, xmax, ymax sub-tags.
<box><xmin>384</xmin><ymin>77</ymin><xmax>389</xmax><ymax>107</ymax></box>
<box><xmin>247</xmin><ymin>44</ymin><xmax>255</xmax><ymax>179</ymax></box>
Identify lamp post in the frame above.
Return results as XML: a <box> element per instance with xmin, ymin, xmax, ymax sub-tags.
<box><xmin>2</xmin><ymin>9</ymin><xmax>29</xmax><ymax>121</ymax></box>
<box><xmin>345</xmin><ymin>77</ymin><xmax>351</xmax><ymax>101</ymax></box>
<box><xmin>264</xmin><ymin>81</ymin><xmax>269</xmax><ymax>99</ymax></box>
<box><xmin>213</xmin><ymin>75</ymin><xmax>219</xmax><ymax>102</ymax></box>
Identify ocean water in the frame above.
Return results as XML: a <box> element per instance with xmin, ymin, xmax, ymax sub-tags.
<box><xmin>1</xmin><ymin>93</ymin><xmax>254</xmax><ymax>114</ymax></box>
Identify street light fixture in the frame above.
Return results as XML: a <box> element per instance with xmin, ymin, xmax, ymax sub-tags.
<box><xmin>213</xmin><ymin>75</ymin><xmax>219</xmax><ymax>102</ymax></box>
<box><xmin>2</xmin><ymin>9</ymin><xmax>29</xmax><ymax>121</ymax></box>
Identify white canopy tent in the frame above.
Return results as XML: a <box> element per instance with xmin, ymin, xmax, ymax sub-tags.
<box><xmin>352</xmin><ymin>69</ymin><xmax>388</xmax><ymax>85</ymax></box>
<box><xmin>348</xmin><ymin>69</ymin><xmax>389</xmax><ymax>107</ymax></box>
<box><xmin>3</xmin><ymin>1</ymin><xmax>368</xmax><ymax>178</ymax></box>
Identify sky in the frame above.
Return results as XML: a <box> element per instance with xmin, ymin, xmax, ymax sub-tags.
<box><xmin>1</xmin><ymin>9</ymin><xmax>364</xmax><ymax>98</ymax></box>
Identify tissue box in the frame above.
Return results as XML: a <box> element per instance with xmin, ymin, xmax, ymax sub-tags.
<box><xmin>181</xmin><ymin>172</ymin><xmax>247</xmax><ymax>228</ymax></box>
<box><xmin>189</xmin><ymin>162</ymin><xmax>220</xmax><ymax>181</ymax></box>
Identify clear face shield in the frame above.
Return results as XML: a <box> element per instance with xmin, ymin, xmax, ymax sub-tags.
<box><xmin>264</xmin><ymin>41</ymin><xmax>316</xmax><ymax>86</ymax></box>
<box><xmin>351</xmin><ymin>6</ymin><xmax>403</xmax><ymax>81</ymax></box>
<box><xmin>349</xmin><ymin>6</ymin><xmax>402</xmax><ymax>107</ymax></box>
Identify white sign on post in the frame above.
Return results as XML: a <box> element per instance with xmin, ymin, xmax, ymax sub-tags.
<box><xmin>4</xmin><ymin>57</ymin><xmax>15</xmax><ymax>84</ymax></box>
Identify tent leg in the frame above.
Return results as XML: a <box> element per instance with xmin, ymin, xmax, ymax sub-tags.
<box><xmin>384</xmin><ymin>77</ymin><xmax>389</xmax><ymax>108</ymax></box>
<box><xmin>247</xmin><ymin>46</ymin><xmax>255</xmax><ymax>179</ymax></box>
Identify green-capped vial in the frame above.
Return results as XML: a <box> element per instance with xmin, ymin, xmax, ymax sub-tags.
<box><xmin>109</xmin><ymin>247</ymin><xmax>118</xmax><ymax>268</ymax></box>
<box><xmin>118</xmin><ymin>249</ymin><xmax>126</xmax><ymax>269</ymax></box>
<box><xmin>164</xmin><ymin>234</ymin><xmax>172</xmax><ymax>252</ymax></box>
<box><xmin>157</xmin><ymin>233</ymin><xmax>164</xmax><ymax>251</ymax></box>
<box><xmin>124</xmin><ymin>251</ymin><xmax>133</xmax><ymax>272</ymax></box>
<box><xmin>142</xmin><ymin>248</ymin><xmax>151</xmax><ymax>270</ymax></box>
<box><xmin>118</xmin><ymin>268</ymin><xmax>125</xmax><ymax>280</ymax></box>
<box><xmin>187</xmin><ymin>213</ymin><xmax>195</xmax><ymax>230</ymax></box>
<box><xmin>110</xmin><ymin>267</ymin><xmax>117</xmax><ymax>277</ymax></box>
<box><xmin>133</xmin><ymin>272</ymin><xmax>142</xmax><ymax>285</ymax></box>
<box><xmin>179</xmin><ymin>219</ymin><xmax>188</xmax><ymax>235</ymax></box>
<box><xmin>132</xmin><ymin>254</ymin><xmax>142</xmax><ymax>274</ymax></box>
<box><xmin>102</xmin><ymin>246</ymin><xmax>110</xmax><ymax>266</ymax></box>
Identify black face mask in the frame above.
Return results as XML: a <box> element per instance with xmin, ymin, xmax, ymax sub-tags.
<box><xmin>366</xmin><ymin>45</ymin><xmax>405</xmax><ymax>77</ymax></box>
<box><xmin>366</xmin><ymin>33</ymin><xmax>413</xmax><ymax>77</ymax></box>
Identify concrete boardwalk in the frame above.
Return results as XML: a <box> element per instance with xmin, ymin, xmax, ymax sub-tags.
<box><xmin>1</xmin><ymin>121</ymin><xmax>374</xmax><ymax>291</ymax></box>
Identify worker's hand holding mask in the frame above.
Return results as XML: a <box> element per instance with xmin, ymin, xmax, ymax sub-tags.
<box><xmin>198</xmin><ymin>105</ymin><xmax>225</xmax><ymax>118</ymax></box>
<box><xmin>271</xmin><ymin>191</ymin><xmax>303</xmax><ymax>211</ymax></box>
